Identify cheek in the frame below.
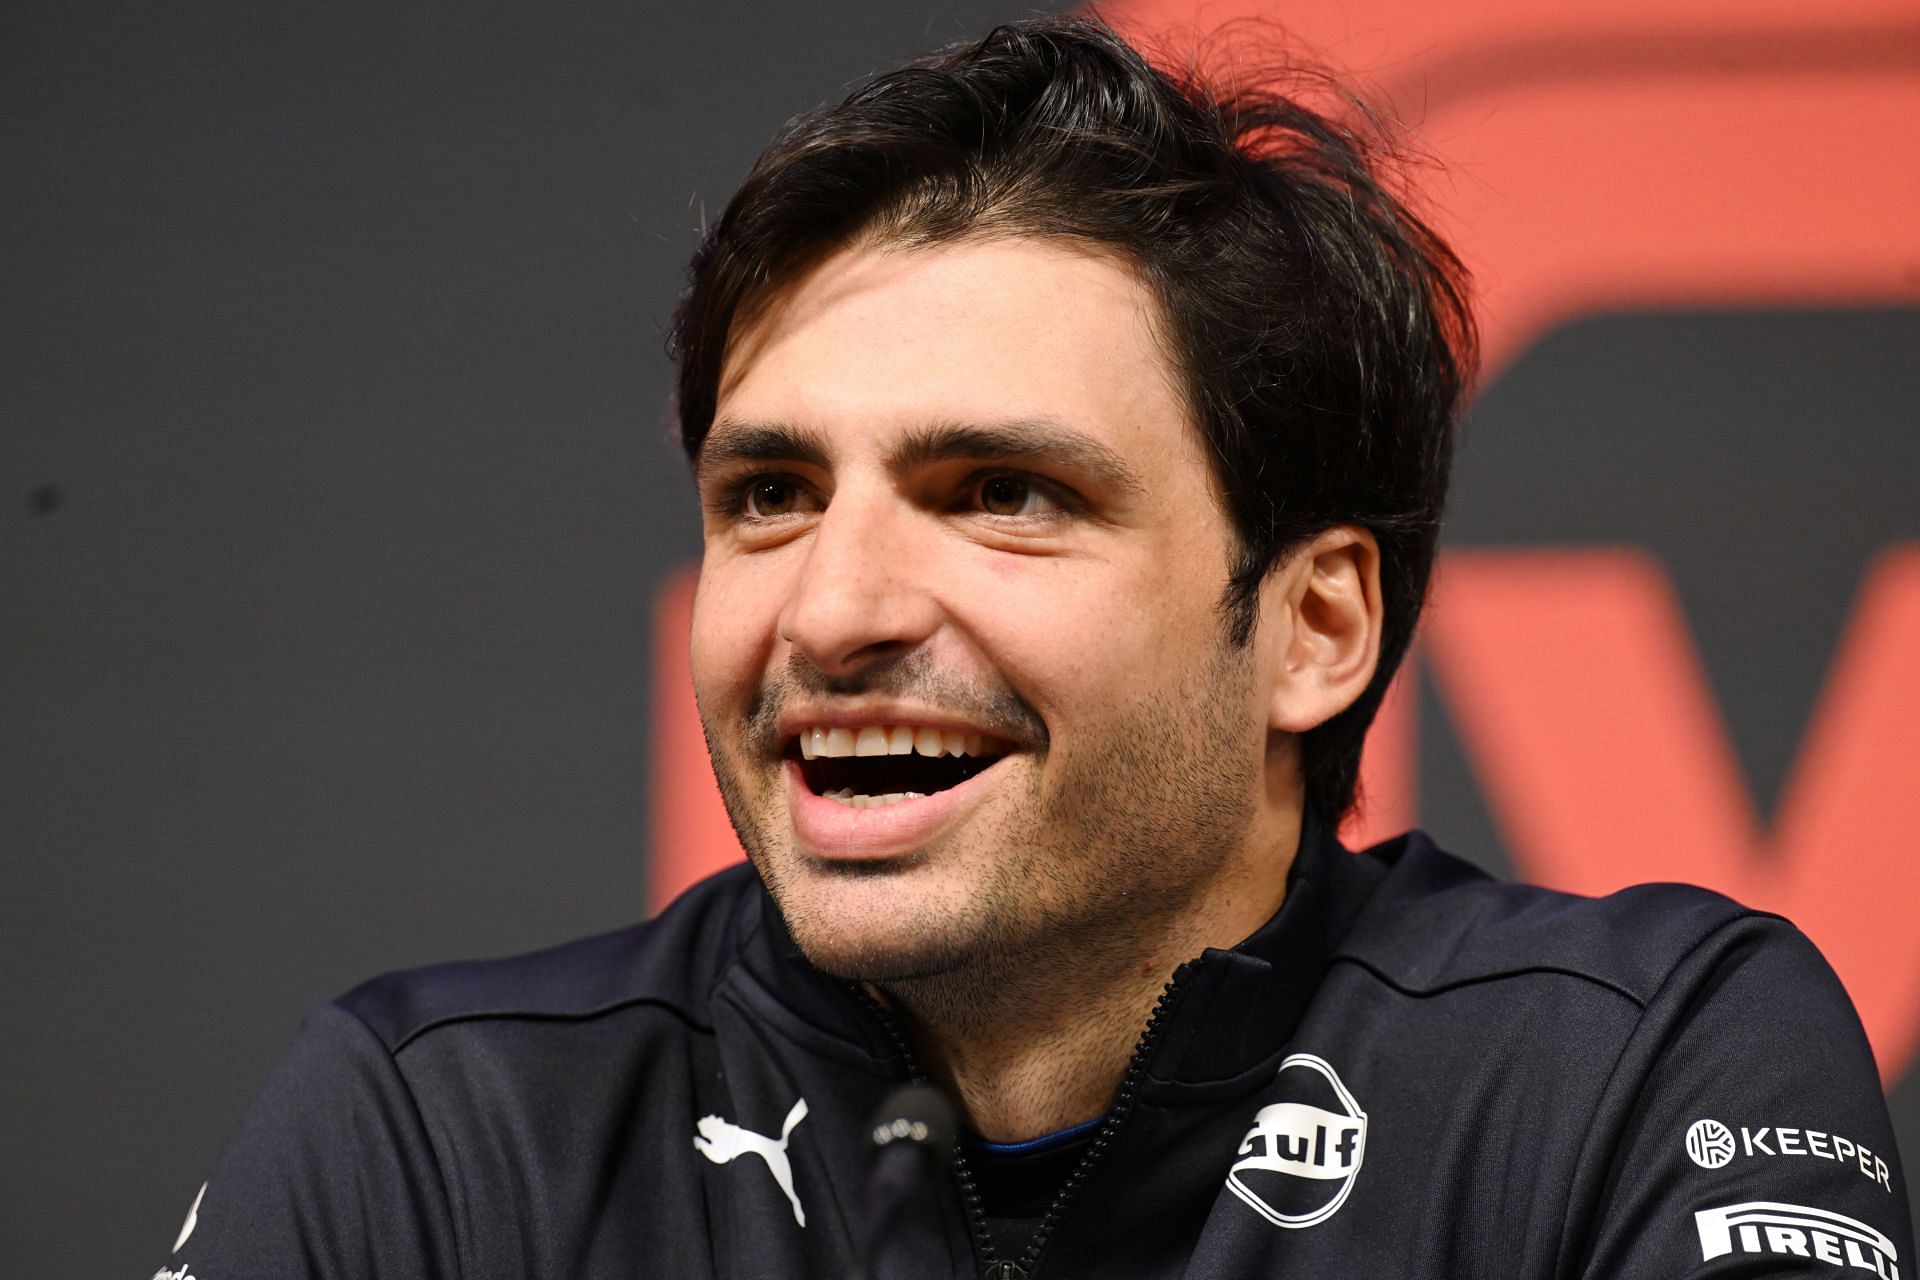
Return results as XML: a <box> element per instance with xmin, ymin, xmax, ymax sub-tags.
<box><xmin>689</xmin><ymin>563</ymin><xmax>780</xmax><ymax>704</ymax></box>
<box><xmin>1013</xmin><ymin>553</ymin><xmax>1213</xmax><ymax>655</ymax></box>
<box><xmin>962</xmin><ymin>560</ymin><xmax>1189</xmax><ymax>708</ymax></box>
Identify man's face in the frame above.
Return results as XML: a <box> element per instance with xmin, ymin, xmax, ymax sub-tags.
<box><xmin>690</xmin><ymin>236</ymin><xmax>1275</xmax><ymax>982</ymax></box>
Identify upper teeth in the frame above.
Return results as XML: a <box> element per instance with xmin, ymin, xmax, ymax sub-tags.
<box><xmin>797</xmin><ymin>725</ymin><xmax>1008</xmax><ymax>760</ymax></box>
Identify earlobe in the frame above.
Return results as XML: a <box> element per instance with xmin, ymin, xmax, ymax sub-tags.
<box><xmin>1264</xmin><ymin>527</ymin><xmax>1384</xmax><ymax>733</ymax></box>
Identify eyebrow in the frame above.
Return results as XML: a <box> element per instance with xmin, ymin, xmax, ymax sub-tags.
<box><xmin>893</xmin><ymin>419</ymin><xmax>1147</xmax><ymax>496</ymax></box>
<box><xmin>694</xmin><ymin>420</ymin><xmax>832</xmax><ymax>482</ymax></box>
<box><xmin>695</xmin><ymin>415</ymin><xmax>1149</xmax><ymax>498</ymax></box>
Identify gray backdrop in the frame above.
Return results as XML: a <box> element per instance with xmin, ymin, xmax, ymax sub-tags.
<box><xmin>2</xmin><ymin>3</ymin><xmax>1912</xmax><ymax>1275</ymax></box>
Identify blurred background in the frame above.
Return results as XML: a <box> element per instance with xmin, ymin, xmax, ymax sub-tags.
<box><xmin>3</xmin><ymin>1</ymin><xmax>1916</xmax><ymax>1273</ymax></box>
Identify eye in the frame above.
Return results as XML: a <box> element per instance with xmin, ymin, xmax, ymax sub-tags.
<box><xmin>742</xmin><ymin>476</ymin><xmax>810</xmax><ymax>519</ymax></box>
<box><xmin>974</xmin><ymin>473</ymin><xmax>1061</xmax><ymax>518</ymax></box>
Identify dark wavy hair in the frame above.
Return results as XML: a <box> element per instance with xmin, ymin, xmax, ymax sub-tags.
<box><xmin>669</xmin><ymin>16</ymin><xmax>1475</xmax><ymax>826</ymax></box>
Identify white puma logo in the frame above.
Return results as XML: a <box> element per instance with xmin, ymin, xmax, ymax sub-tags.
<box><xmin>693</xmin><ymin>1098</ymin><xmax>810</xmax><ymax>1226</ymax></box>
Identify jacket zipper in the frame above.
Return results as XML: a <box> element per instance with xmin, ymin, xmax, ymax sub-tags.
<box><xmin>853</xmin><ymin>962</ymin><xmax>1196</xmax><ymax>1280</ymax></box>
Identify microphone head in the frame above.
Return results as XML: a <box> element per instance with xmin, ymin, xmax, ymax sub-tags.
<box><xmin>867</xmin><ymin>1084</ymin><xmax>958</xmax><ymax>1171</ymax></box>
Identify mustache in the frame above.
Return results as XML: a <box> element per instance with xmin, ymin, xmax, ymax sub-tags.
<box><xmin>743</xmin><ymin>650</ymin><xmax>1049</xmax><ymax>755</ymax></box>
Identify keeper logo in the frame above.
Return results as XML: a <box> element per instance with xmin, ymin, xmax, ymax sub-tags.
<box><xmin>1678</xmin><ymin>1119</ymin><xmax>1893</xmax><ymax>1192</ymax></box>
<box><xmin>1696</xmin><ymin>1202</ymin><xmax>1899</xmax><ymax>1277</ymax></box>
<box><xmin>1226</xmin><ymin>1053</ymin><xmax>1366</xmax><ymax>1229</ymax></box>
<box><xmin>1686</xmin><ymin>1119</ymin><xmax>1736</xmax><ymax>1168</ymax></box>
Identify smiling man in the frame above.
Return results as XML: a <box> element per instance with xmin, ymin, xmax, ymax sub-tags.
<box><xmin>687</xmin><ymin>234</ymin><xmax>1351</xmax><ymax>1144</ymax></box>
<box><xmin>157</xmin><ymin>16</ymin><xmax>1908</xmax><ymax>1280</ymax></box>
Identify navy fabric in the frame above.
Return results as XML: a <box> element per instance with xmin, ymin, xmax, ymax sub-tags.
<box><xmin>155</xmin><ymin>824</ymin><xmax>1913</xmax><ymax>1278</ymax></box>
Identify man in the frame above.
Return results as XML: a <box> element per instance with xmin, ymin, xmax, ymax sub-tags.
<box><xmin>156</xmin><ymin>17</ymin><xmax>1909</xmax><ymax>1280</ymax></box>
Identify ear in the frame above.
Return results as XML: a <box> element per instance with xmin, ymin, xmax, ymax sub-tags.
<box><xmin>1257</xmin><ymin>526</ymin><xmax>1384</xmax><ymax>734</ymax></box>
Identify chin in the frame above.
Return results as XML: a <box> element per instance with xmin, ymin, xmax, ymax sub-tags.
<box><xmin>784</xmin><ymin>912</ymin><xmax>977</xmax><ymax>983</ymax></box>
<box><xmin>768</xmin><ymin>862</ymin><xmax>995</xmax><ymax>984</ymax></box>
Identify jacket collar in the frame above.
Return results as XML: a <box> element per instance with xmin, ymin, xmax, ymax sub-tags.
<box><xmin>1141</xmin><ymin>808</ymin><xmax>1388</xmax><ymax>1093</ymax></box>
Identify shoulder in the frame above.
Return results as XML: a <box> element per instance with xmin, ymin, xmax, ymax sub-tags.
<box><xmin>1317</xmin><ymin>836</ymin><xmax>1909</xmax><ymax>1275</ymax></box>
<box><xmin>1340</xmin><ymin>830</ymin><xmax>1800</xmax><ymax>1010</ymax></box>
<box><xmin>335</xmin><ymin>861</ymin><xmax>764</xmax><ymax>1053</ymax></box>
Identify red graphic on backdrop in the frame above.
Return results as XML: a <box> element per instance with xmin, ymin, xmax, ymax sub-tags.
<box><xmin>1101</xmin><ymin>0</ymin><xmax>1920</xmax><ymax>379</ymax></box>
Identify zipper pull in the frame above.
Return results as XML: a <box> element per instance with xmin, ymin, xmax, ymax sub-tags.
<box><xmin>980</xmin><ymin>1263</ymin><xmax>1027</xmax><ymax>1280</ymax></box>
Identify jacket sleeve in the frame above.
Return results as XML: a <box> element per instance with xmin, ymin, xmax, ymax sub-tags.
<box><xmin>145</xmin><ymin>1002</ymin><xmax>461</xmax><ymax>1280</ymax></box>
<box><xmin>1572</xmin><ymin>913</ymin><xmax>1913</xmax><ymax>1279</ymax></box>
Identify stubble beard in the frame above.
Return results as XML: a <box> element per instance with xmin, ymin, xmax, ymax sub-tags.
<box><xmin>699</xmin><ymin>641</ymin><xmax>1263</xmax><ymax>1031</ymax></box>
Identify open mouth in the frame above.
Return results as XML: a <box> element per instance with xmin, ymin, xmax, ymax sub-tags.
<box><xmin>791</xmin><ymin>724</ymin><xmax>1011</xmax><ymax>810</ymax></box>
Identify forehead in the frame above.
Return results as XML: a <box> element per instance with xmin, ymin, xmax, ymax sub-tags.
<box><xmin>711</xmin><ymin>236</ymin><xmax>1198</xmax><ymax>468</ymax></box>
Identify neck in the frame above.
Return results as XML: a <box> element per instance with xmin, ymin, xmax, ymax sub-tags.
<box><xmin>874</xmin><ymin>808</ymin><xmax>1303</xmax><ymax>1142</ymax></box>
<box><xmin>873</xmin><ymin>935</ymin><xmax>1175</xmax><ymax>1142</ymax></box>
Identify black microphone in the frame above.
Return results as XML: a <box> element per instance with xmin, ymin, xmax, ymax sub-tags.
<box><xmin>851</xmin><ymin>1083</ymin><xmax>958</xmax><ymax>1280</ymax></box>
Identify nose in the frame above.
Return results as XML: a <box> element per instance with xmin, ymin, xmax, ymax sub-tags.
<box><xmin>777</xmin><ymin>490</ymin><xmax>940</xmax><ymax>677</ymax></box>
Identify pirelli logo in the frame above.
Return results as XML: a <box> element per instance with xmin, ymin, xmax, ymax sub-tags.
<box><xmin>1695</xmin><ymin>1202</ymin><xmax>1900</xmax><ymax>1277</ymax></box>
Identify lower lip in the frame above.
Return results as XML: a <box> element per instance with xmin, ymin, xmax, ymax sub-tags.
<box><xmin>784</xmin><ymin>756</ymin><xmax>1005</xmax><ymax>861</ymax></box>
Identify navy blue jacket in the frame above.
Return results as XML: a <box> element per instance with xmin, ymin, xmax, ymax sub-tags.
<box><xmin>153</xmin><ymin>822</ymin><xmax>1912</xmax><ymax>1278</ymax></box>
